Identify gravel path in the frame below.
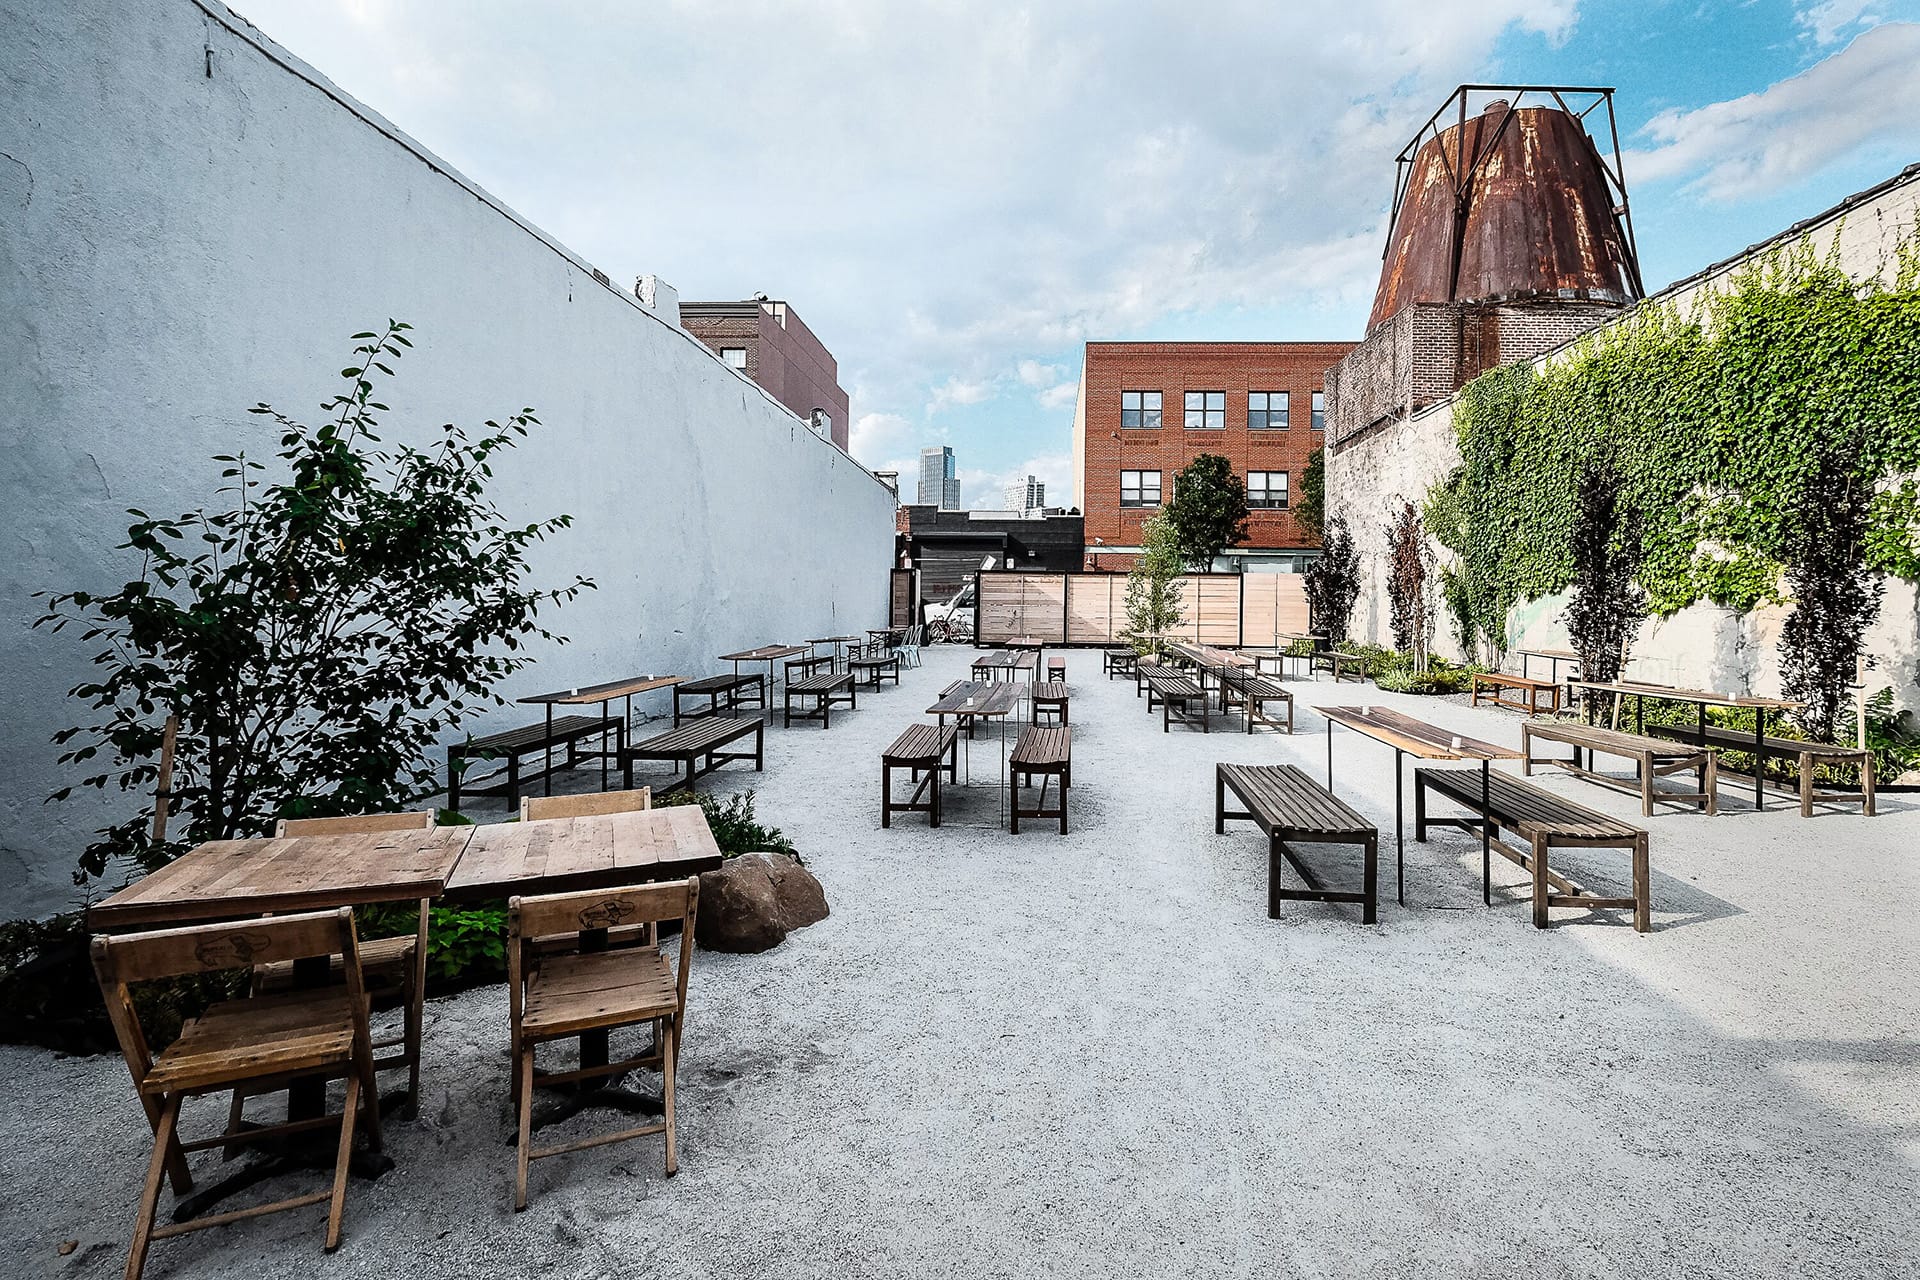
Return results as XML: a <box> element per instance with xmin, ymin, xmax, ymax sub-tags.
<box><xmin>4</xmin><ymin>643</ymin><xmax>1917</xmax><ymax>1278</ymax></box>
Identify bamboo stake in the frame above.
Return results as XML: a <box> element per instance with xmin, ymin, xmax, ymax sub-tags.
<box><xmin>151</xmin><ymin>714</ymin><xmax>179</xmax><ymax>843</ymax></box>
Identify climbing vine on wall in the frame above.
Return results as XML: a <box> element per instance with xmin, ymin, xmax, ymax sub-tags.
<box><xmin>1426</xmin><ymin>229</ymin><xmax>1920</xmax><ymax>658</ymax></box>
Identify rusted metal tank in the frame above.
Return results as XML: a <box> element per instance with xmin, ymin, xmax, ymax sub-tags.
<box><xmin>1369</xmin><ymin>94</ymin><xmax>1642</xmax><ymax>332</ymax></box>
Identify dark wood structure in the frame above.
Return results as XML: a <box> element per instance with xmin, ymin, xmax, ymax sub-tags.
<box><xmin>622</xmin><ymin>716</ymin><xmax>764</xmax><ymax>790</ymax></box>
<box><xmin>880</xmin><ymin>723</ymin><xmax>959</xmax><ymax>828</ymax></box>
<box><xmin>1216</xmin><ymin>763</ymin><xmax>1378</xmax><ymax>923</ymax></box>
<box><xmin>1009</xmin><ymin>725</ymin><xmax>1071</xmax><ymax>834</ymax></box>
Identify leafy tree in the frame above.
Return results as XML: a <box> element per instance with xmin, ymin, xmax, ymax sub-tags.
<box><xmin>1165</xmin><ymin>453</ymin><xmax>1248</xmax><ymax>571</ymax></box>
<box><xmin>1122</xmin><ymin>509</ymin><xmax>1186</xmax><ymax>657</ymax></box>
<box><xmin>1562</xmin><ymin>457</ymin><xmax>1647</xmax><ymax>694</ymax></box>
<box><xmin>35</xmin><ymin>322</ymin><xmax>592</xmax><ymax>885</ymax></box>
<box><xmin>1295</xmin><ymin>447</ymin><xmax>1325</xmax><ymax>541</ymax></box>
<box><xmin>1303</xmin><ymin>516</ymin><xmax>1361</xmax><ymax>643</ymax></box>
<box><xmin>1384</xmin><ymin>502</ymin><xmax>1436</xmax><ymax>670</ymax></box>
<box><xmin>1778</xmin><ymin>443</ymin><xmax>1884</xmax><ymax>740</ymax></box>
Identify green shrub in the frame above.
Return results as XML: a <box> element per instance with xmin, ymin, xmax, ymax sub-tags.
<box><xmin>655</xmin><ymin>788</ymin><xmax>798</xmax><ymax>860</ymax></box>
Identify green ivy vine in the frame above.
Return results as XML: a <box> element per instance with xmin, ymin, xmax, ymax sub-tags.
<box><xmin>1426</xmin><ymin>226</ymin><xmax>1920</xmax><ymax>653</ymax></box>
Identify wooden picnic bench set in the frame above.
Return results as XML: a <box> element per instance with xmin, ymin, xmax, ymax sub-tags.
<box><xmin>1125</xmin><ymin>643</ymin><xmax>1295</xmax><ymax>735</ymax></box>
<box><xmin>882</xmin><ymin>662</ymin><xmax>1073</xmax><ymax>834</ymax></box>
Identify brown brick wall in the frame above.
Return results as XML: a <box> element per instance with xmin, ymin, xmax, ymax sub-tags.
<box><xmin>682</xmin><ymin>303</ymin><xmax>852</xmax><ymax>451</ymax></box>
<box><xmin>1077</xmin><ymin>341</ymin><xmax>1356</xmax><ymax>564</ymax></box>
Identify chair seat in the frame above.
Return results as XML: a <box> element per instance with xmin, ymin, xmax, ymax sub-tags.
<box><xmin>144</xmin><ymin>990</ymin><xmax>359</xmax><ymax>1094</ymax></box>
<box><xmin>522</xmin><ymin>950</ymin><xmax>679</xmax><ymax>1041</ymax></box>
<box><xmin>254</xmin><ymin>933</ymin><xmax>416</xmax><ymax>993</ymax></box>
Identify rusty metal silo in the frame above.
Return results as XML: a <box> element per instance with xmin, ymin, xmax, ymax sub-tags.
<box><xmin>1369</xmin><ymin>86</ymin><xmax>1643</xmax><ymax>332</ymax></box>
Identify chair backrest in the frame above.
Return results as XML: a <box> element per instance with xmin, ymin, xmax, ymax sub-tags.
<box><xmin>521</xmin><ymin>786</ymin><xmax>652</xmax><ymax>822</ymax></box>
<box><xmin>507</xmin><ymin>879</ymin><xmax>700</xmax><ymax>1024</ymax></box>
<box><xmin>275</xmin><ymin>810</ymin><xmax>435</xmax><ymax>838</ymax></box>
<box><xmin>91</xmin><ymin>908</ymin><xmax>366</xmax><ymax>1085</ymax></box>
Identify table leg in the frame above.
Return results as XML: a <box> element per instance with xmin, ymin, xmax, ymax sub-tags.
<box><xmin>543</xmin><ymin>702</ymin><xmax>555</xmax><ymax>797</ymax></box>
<box><xmin>1481</xmin><ymin>758</ymin><xmax>1492</xmax><ymax>907</ymax></box>
<box><xmin>600</xmin><ymin>698</ymin><xmax>611</xmax><ymax>792</ymax></box>
<box><xmin>1753</xmin><ymin>707</ymin><xmax>1766</xmax><ymax>812</ymax></box>
<box><xmin>1395</xmin><ymin>749</ymin><xmax>1405</xmax><ymax>906</ymax></box>
<box><xmin>1326</xmin><ymin>720</ymin><xmax>1335</xmax><ymax>790</ymax></box>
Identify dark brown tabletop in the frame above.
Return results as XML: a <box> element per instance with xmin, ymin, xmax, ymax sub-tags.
<box><xmin>88</xmin><ymin>826</ymin><xmax>474</xmax><ymax>929</ymax></box>
<box><xmin>520</xmin><ymin>674</ymin><xmax>683</xmax><ymax>704</ymax></box>
<box><xmin>719</xmin><ymin>645</ymin><xmax>809</xmax><ymax>662</ymax></box>
<box><xmin>444</xmin><ymin>806</ymin><xmax>724</xmax><ymax>901</ymax></box>
<box><xmin>928</xmin><ymin>680</ymin><xmax>1022</xmax><ymax>719</ymax></box>
<box><xmin>1321</xmin><ymin>706</ymin><xmax>1521</xmax><ymax>760</ymax></box>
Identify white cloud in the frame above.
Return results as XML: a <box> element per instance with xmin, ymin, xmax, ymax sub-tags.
<box><xmin>1038</xmin><ymin>382</ymin><xmax>1080</xmax><ymax>411</ymax></box>
<box><xmin>926</xmin><ymin>377</ymin><xmax>994</xmax><ymax>414</ymax></box>
<box><xmin>1797</xmin><ymin>0</ymin><xmax>1883</xmax><ymax>44</ymax></box>
<box><xmin>1630</xmin><ymin>23</ymin><xmax>1920</xmax><ymax>202</ymax></box>
<box><xmin>960</xmin><ymin>451</ymin><xmax>1075</xmax><ymax>511</ymax></box>
<box><xmin>1015</xmin><ymin>360</ymin><xmax>1062</xmax><ymax>388</ymax></box>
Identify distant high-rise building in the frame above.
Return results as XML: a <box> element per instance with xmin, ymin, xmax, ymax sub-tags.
<box><xmin>1003</xmin><ymin>475</ymin><xmax>1045</xmax><ymax>514</ymax></box>
<box><xmin>918</xmin><ymin>446</ymin><xmax>961</xmax><ymax>510</ymax></box>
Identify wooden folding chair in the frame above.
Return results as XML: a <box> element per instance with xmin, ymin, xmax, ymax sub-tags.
<box><xmin>91</xmin><ymin>909</ymin><xmax>384</xmax><ymax>1280</ymax></box>
<box><xmin>247</xmin><ymin>810</ymin><xmax>435</xmax><ymax>1117</ymax></box>
<box><xmin>507</xmin><ymin>878</ymin><xmax>699</xmax><ymax>1210</ymax></box>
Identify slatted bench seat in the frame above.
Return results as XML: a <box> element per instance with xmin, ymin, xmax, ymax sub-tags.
<box><xmin>672</xmin><ymin>672</ymin><xmax>765</xmax><ymax>726</ymax></box>
<box><xmin>1221</xmin><ymin>671</ymin><xmax>1294</xmax><ymax>734</ymax></box>
<box><xmin>448</xmin><ymin>714</ymin><xmax>622</xmax><ymax>811</ymax></box>
<box><xmin>1645</xmin><ymin>723</ymin><xmax>1875</xmax><ymax>816</ymax></box>
<box><xmin>621</xmin><ymin>715</ymin><xmax>763</xmax><ymax>792</ymax></box>
<box><xmin>1414</xmin><ymin>767</ymin><xmax>1650</xmax><ymax>931</ymax></box>
<box><xmin>1472</xmin><ymin>671</ymin><xmax>1563</xmax><ymax>715</ymax></box>
<box><xmin>786</xmin><ymin>653</ymin><xmax>837</xmax><ymax>682</ymax></box>
<box><xmin>1522</xmin><ymin>720</ymin><xmax>1715</xmax><ymax>816</ymax></box>
<box><xmin>1146</xmin><ymin>674</ymin><xmax>1209</xmax><ymax>733</ymax></box>
<box><xmin>1010</xmin><ymin>725</ymin><xmax>1071</xmax><ymax>834</ymax></box>
<box><xmin>1134</xmin><ymin>661</ymin><xmax>1174</xmax><ymax>698</ymax></box>
<box><xmin>881</xmin><ymin>723</ymin><xmax>959</xmax><ymax>828</ymax></box>
<box><xmin>784</xmin><ymin>672</ymin><xmax>857</xmax><ymax>728</ymax></box>
<box><xmin>1031</xmin><ymin>680</ymin><xmax>1069</xmax><ymax>725</ymax></box>
<box><xmin>849</xmin><ymin>653</ymin><xmax>901</xmax><ymax>689</ymax></box>
<box><xmin>1313</xmin><ymin>650</ymin><xmax>1369</xmax><ymax>682</ymax></box>
<box><xmin>1216</xmin><ymin>764</ymin><xmax>1378</xmax><ymax>922</ymax></box>
<box><xmin>1104</xmin><ymin>648</ymin><xmax>1138</xmax><ymax>678</ymax></box>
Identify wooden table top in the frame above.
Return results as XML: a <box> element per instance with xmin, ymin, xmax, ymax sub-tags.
<box><xmin>444</xmin><ymin>806</ymin><xmax>723</xmax><ymax>901</ymax></box>
<box><xmin>1518</xmin><ymin>647</ymin><xmax>1581</xmax><ymax>660</ymax></box>
<box><xmin>1004</xmin><ymin>636</ymin><xmax>1047</xmax><ymax>649</ymax></box>
<box><xmin>521</xmin><ymin>674</ymin><xmax>683</xmax><ymax>704</ymax></box>
<box><xmin>1170</xmin><ymin>642</ymin><xmax>1252</xmax><ymax>668</ymax></box>
<box><xmin>719</xmin><ymin>645</ymin><xmax>809</xmax><ymax>662</ymax></box>
<box><xmin>928</xmin><ymin>681</ymin><xmax>1023</xmax><ymax>717</ymax></box>
<box><xmin>972</xmin><ymin>649</ymin><xmax>1036</xmax><ymax>669</ymax></box>
<box><xmin>1567</xmin><ymin>679</ymin><xmax>1800</xmax><ymax>710</ymax></box>
<box><xmin>88</xmin><ymin>826</ymin><xmax>474</xmax><ymax>929</ymax></box>
<box><xmin>1321</xmin><ymin>706</ymin><xmax>1522</xmax><ymax>761</ymax></box>
<box><xmin>807</xmin><ymin>635</ymin><xmax>860</xmax><ymax>644</ymax></box>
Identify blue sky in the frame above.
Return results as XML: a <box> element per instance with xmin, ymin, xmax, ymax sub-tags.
<box><xmin>234</xmin><ymin>0</ymin><xmax>1920</xmax><ymax>507</ymax></box>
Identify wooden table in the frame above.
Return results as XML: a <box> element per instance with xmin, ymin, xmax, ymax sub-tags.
<box><xmin>928</xmin><ymin>680</ymin><xmax>1025</xmax><ymax>799</ymax></box>
<box><xmin>720</xmin><ymin>644</ymin><xmax>809</xmax><ymax>700</ymax></box>
<box><xmin>1169</xmin><ymin>642</ymin><xmax>1251</xmax><ymax>709</ymax></box>
<box><xmin>1567</xmin><ymin>680</ymin><xmax>1800</xmax><ymax>811</ymax></box>
<box><xmin>1517</xmin><ymin>647</ymin><xmax>1581</xmax><ymax>685</ymax></box>
<box><xmin>972</xmin><ymin>649</ymin><xmax>1038</xmax><ymax>682</ymax></box>
<box><xmin>1321</xmin><ymin>706</ymin><xmax>1522</xmax><ymax>906</ymax></box>
<box><xmin>807</xmin><ymin>635</ymin><xmax>861</xmax><ymax>671</ymax></box>
<box><xmin>445</xmin><ymin>805</ymin><xmax>723</xmax><ymax>901</ymax></box>
<box><xmin>521</xmin><ymin>674</ymin><xmax>683</xmax><ymax>795</ymax></box>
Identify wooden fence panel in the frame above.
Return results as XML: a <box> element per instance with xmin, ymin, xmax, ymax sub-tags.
<box><xmin>976</xmin><ymin>573</ymin><xmax>1067</xmax><ymax>643</ymax></box>
<box><xmin>1065</xmin><ymin>575</ymin><xmax>1122</xmax><ymax>644</ymax></box>
<box><xmin>1239</xmin><ymin>573</ymin><xmax>1311</xmax><ymax>645</ymax></box>
<box><xmin>970</xmin><ymin>571</ymin><xmax>1307</xmax><ymax>645</ymax></box>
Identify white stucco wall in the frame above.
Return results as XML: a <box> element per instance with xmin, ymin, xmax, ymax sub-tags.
<box><xmin>0</xmin><ymin>0</ymin><xmax>896</xmax><ymax>918</ymax></box>
<box><xmin>1327</xmin><ymin>165</ymin><xmax>1920</xmax><ymax>709</ymax></box>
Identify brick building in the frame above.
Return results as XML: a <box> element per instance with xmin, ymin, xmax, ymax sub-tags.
<box><xmin>680</xmin><ymin>296</ymin><xmax>851</xmax><ymax>451</ymax></box>
<box><xmin>1070</xmin><ymin>341</ymin><xmax>1357</xmax><ymax>572</ymax></box>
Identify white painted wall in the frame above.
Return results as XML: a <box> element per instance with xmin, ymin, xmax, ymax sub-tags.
<box><xmin>1327</xmin><ymin>167</ymin><xmax>1920</xmax><ymax>711</ymax></box>
<box><xmin>0</xmin><ymin>0</ymin><xmax>896</xmax><ymax>918</ymax></box>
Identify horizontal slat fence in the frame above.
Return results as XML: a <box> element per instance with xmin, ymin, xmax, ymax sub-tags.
<box><xmin>973</xmin><ymin>571</ymin><xmax>1308</xmax><ymax>646</ymax></box>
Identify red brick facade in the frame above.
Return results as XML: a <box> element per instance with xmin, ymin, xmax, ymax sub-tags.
<box><xmin>682</xmin><ymin>299</ymin><xmax>852</xmax><ymax>451</ymax></box>
<box><xmin>1073</xmin><ymin>341</ymin><xmax>1357</xmax><ymax>568</ymax></box>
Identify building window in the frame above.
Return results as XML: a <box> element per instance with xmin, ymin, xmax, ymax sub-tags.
<box><xmin>1184</xmin><ymin>391</ymin><xmax>1226</xmax><ymax>429</ymax></box>
<box><xmin>1249</xmin><ymin>391</ymin><xmax>1290</xmax><ymax>430</ymax></box>
<box><xmin>1311</xmin><ymin>391</ymin><xmax>1326</xmax><ymax>430</ymax></box>
<box><xmin>721</xmin><ymin>347</ymin><xmax>748</xmax><ymax>369</ymax></box>
<box><xmin>1247</xmin><ymin>470</ymin><xmax>1289</xmax><ymax>509</ymax></box>
<box><xmin>1121</xmin><ymin>390</ymin><xmax>1162</xmax><ymax>428</ymax></box>
<box><xmin>1120</xmin><ymin>469</ymin><xmax>1162</xmax><ymax>508</ymax></box>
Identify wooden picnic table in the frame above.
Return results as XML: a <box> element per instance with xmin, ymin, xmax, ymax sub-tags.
<box><xmin>807</xmin><ymin>635</ymin><xmax>861</xmax><ymax>671</ymax></box>
<box><xmin>1567</xmin><ymin>679</ymin><xmax>1800</xmax><ymax>811</ymax></box>
<box><xmin>1321</xmin><ymin>706</ymin><xmax>1522</xmax><ymax>907</ymax></box>
<box><xmin>972</xmin><ymin>648</ymin><xmax>1038</xmax><ymax>682</ymax></box>
<box><xmin>719</xmin><ymin>644</ymin><xmax>810</xmax><ymax>699</ymax></box>
<box><xmin>1168</xmin><ymin>643</ymin><xmax>1252</xmax><ymax>708</ymax></box>
<box><xmin>928</xmin><ymin>680</ymin><xmax>1024</xmax><ymax>800</ymax></box>
<box><xmin>521</xmin><ymin>674</ymin><xmax>683</xmax><ymax>795</ymax></box>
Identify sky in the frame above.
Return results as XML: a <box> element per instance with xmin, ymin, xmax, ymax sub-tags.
<box><xmin>232</xmin><ymin>0</ymin><xmax>1920</xmax><ymax>509</ymax></box>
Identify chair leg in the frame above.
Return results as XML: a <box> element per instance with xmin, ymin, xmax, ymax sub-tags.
<box><xmin>662</xmin><ymin>1019</ymin><xmax>679</xmax><ymax>1177</ymax></box>
<box><xmin>514</xmin><ymin>1046</ymin><xmax>534</xmax><ymax>1211</ymax></box>
<box><xmin>125</xmin><ymin>1092</ymin><xmax>183</xmax><ymax>1280</ymax></box>
<box><xmin>324</xmin><ymin>1071</ymin><xmax>359</xmax><ymax>1251</ymax></box>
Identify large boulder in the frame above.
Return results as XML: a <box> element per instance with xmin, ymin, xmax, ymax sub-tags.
<box><xmin>695</xmin><ymin>852</ymin><xmax>828</xmax><ymax>953</ymax></box>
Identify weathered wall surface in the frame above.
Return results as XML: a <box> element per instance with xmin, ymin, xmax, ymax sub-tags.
<box><xmin>1327</xmin><ymin>166</ymin><xmax>1920</xmax><ymax>708</ymax></box>
<box><xmin>0</xmin><ymin>0</ymin><xmax>895</xmax><ymax>918</ymax></box>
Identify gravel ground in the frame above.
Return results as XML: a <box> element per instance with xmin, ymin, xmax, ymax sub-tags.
<box><xmin>4</xmin><ymin>643</ymin><xmax>1917</xmax><ymax>1278</ymax></box>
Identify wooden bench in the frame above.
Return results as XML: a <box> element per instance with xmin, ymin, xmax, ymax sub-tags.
<box><xmin>1414</xmin><ymin>767</ymin><xmax>1650</xmax><ymax>931</ymax></box>
<box><xmin>1133</xmin><ymin>661</ymin><xmax>1174</xmax><ymax>698</ymax></box>
<box><xmin>1522</xmin><ymin>720</ymin><xmax>1715</xmax><ymax>816</ymax></box>
<box><xmin>1010</xmin><ymin>725</ymin><xmax>1071</xmax><ymax>834</ymax></box>
<box><xmin>1045</xmin><ymin>656</ymin><xmax>1066</xmax><ymax>681</ymax></box>
<box><xmin>1221</xmin><ymin>671</ymin><xmax>1294</xmax><ymax>734</ymax></box>
<box><xmin>1031</xmin><ymin>680</ymin><xmax>1069</xmax><ymax>725</ymax></box>
<box><xmin>881</xmin><ymin>723</ymin><xmax>959</xmax><ymax>828</ymax></box>
<box><xmin>784</xmin><ymin>672</ymin><xmax>857</xmax><ymax>728</ymax></box>
<box><xmin>622</xmin><ymin>715</ymin><xmax>763</xmax><ymax>792</ymax></box>
<box><xmin>785</xmin><ymin>653</ymin><xmax>836</xmax><ymax>683</ymax></box>
<box><xmin>1216</xmin><ymin>764</ymin><xmax>1378</xmax><ymax>923</ymax></box>
<box><xmin>1472</xmin><ymin>672</ymin><xmax>1563</xmax><ymax>715</ymax></box>
<box><xmin>1646</xmin><ymin>724</ymin><xmax>1876</xmax><ymax>816</ymax></box>
<box><xmin>448</xmin><ymin>714</ymin><xmax>622</xmax><ymax>812</ymax></box>
<box><xmin>849</xmin><ymin>652</ymin><xmax>901</xmax><ymax>689</ymax></box>
<box><xmin>1313</xmin><ymin>650</ymin><xmax>1369</xmax><ymax>682</ymax></box>
<box><xmin>1146</xmin><ymin>674</ymin><xmax>1209</xmax><ymax>733</ymax></box>
<box><xmin>1104</xmin><ymin>648</ymin><xmax>1138</xmax><ymax>678</ymax></box>
<box><xmin>672</xmin><ymin>672</ymin><xmax>764</xmax><ymax>726</ymax></box>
